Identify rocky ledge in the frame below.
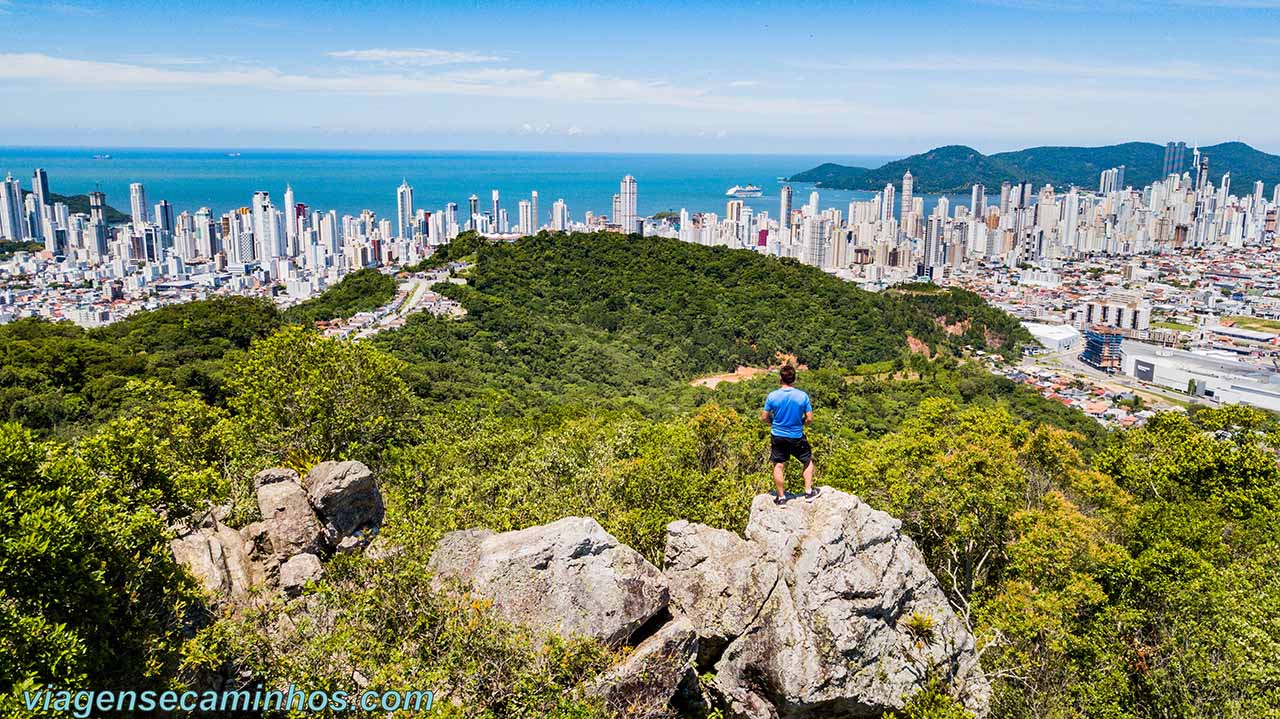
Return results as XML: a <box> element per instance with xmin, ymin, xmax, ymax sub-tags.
<box><xmin>170</xmin><ymin>461</ymin><xmax>384</xmax><ymax>601</ymax></box>
<box><xmin>171</xmin><ymin>473</ymin><xmax>989</xmax><ymax>718</ymax></box>
<box><xmin>429</xmin><ymin>487</ymin><xmax>990</xmax><ymax>719</ymax></box>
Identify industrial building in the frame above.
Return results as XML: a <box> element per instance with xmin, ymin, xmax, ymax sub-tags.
<box><xmin>1022</xmin><ymin>322</ymin><xmax>1082</xmax><ymax>352</ymax></box>
<box><xmin>1121</xmin><ymin>342</ymin><xmax>1280</xmax><ymax>412</ymax></box>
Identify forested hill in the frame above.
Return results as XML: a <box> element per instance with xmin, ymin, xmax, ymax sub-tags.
<box><xmin>20</xmin><ymin>189</ymin><xmax>132</xmax><ymax>224</ymax></box>
<box><xmin>791</xmin><ymin>140</ymin><xmax>1280</xmax><ymax>193</ymax></box>
<box><xmin>374</xmin><ymin>231</ymin><xmax>1030</xmax><ymax>404</ymax></box>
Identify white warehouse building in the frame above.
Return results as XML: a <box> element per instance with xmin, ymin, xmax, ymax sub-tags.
<box><xmin>1022</xmin><ymin>322</ymin><xmax>1082</xmax><ymax>352</ymax></box>
<box><xmin>1121</xmin><ymin>342</ymin><xmax>1280</xmax><ymax>412</ymax></box>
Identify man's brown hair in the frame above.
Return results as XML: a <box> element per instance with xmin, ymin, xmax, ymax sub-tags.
<box><xmin>780</xmin><ymin>365</ymin><xmax>797</xmax><ymax>384</ymax></box>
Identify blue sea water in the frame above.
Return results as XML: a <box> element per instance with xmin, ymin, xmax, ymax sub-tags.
<box><xmin>0</xmin><ymin>147</ymin><xmax>964</xmax><ymax>223</ymax></box>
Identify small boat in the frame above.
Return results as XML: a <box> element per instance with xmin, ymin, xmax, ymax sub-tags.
<box><xmin>93</xmin><ymin>154</ymin><xmax>111</xmax><ymax>160</ymax></box>
<box><xmin>227</xmin><ymin>152</ymin><xmax>241</xmax><ymax>157</ymax></box>
<box><xmin>725</xmin><ymin>184</ymin><xmax>763</xmax><ymax>198</ymax></box>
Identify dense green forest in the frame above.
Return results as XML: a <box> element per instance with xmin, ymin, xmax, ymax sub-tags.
<box><xmin>791</xmin><ymin>141</ymin><xmax>1280</xmax><ymax>194</ymax></box>
<box><xmin>281</xmin><ymin>268</ymin><xmax>397</xmax><ymax>325</ymax></box>
<box><xmin>3</xmin><ymin>231</ymin><xmax>1278</xmax><ymax>718</ymax></box>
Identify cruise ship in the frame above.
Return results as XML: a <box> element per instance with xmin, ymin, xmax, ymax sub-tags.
<box><xmin>725</xmin><ymin>184</ymin><xmax>763</xmax><ymax>198</ymax></box>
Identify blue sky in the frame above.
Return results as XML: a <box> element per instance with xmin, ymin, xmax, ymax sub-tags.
<box><xmin>1</xmin><ymin>0</ymin><xmax>1278</xmax><ymax>154</ymax></box>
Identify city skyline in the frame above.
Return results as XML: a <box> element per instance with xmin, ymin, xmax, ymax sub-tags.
<box><xmin>2</xmin><ymin>1</ymin><xmax>1280</xmax><ymax>154</ymax></box>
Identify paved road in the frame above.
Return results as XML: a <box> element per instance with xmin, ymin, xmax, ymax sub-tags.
<box><xmin>1021</xmin><ymin>348</ymin><xmax>1214</xmax><ymax>408</ymax></box>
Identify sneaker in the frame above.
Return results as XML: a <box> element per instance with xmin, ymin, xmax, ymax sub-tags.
<box><xmin>805</xmin><ymin>487</ymin><xmax>821</xmax><ymax>499</ymax></box>
<box><xmin>773</xmin><ymin>495</ymin><xmax>788</xmax><ymax>506</ymax></box>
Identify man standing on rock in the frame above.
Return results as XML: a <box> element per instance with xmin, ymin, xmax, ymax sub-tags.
<box><xmin>761</xmin><ymin>365</ymin><xmax>817</xmax><ymax>505</ymax></box>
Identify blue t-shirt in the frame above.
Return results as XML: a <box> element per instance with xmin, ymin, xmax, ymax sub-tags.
<box><xmin>764</xmin><ymin>387</ymin><xmax>812</xmax><ymax>439</ymax></box>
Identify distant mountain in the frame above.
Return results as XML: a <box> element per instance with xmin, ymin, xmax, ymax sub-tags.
<box><xmin>791</xmin><ymin>141</ymin><xmax>1280</xmax><ymax>195</ymax></box>
<box><xmin>20</xmin><ymin>190</ymin><xmax>132</xmax><ymax>224</ymax></box>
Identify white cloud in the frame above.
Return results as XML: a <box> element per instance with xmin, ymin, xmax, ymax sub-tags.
<box><xmin>785</xmin><ymin>54</ymin><xmax>1223</xmax><ymax>81</ymax></box>
<box><xmin>0</xmin><ymin>52</ymin><xmax>895</xmax><ymax>122</ymax></box>
<box><xmin>727</xmin><ymin>80</ymin><xmax>761</xmax><ymax>87</ymax></box>
<box><xmin>329</xmin><ymin>48</ymin><xmax>502</xmax><ymax>66</ymax></box>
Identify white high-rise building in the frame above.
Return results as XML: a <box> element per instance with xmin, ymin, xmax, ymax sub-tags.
<box><xmin>881</xmin><ymin>183</ymin><xmax>895</xmax><ymax>222</ymax></box>
<box><xmin>491</xmin><ymin>189</ymin><xmax>501</xmax><ymax>229</ymax></box>
<box><xmin>284</xmin><ymin>184</ymin><xmax>297</xmax><ymax>244</ymax></box>
<box><xmin>396</xmin><ymin>180</ymin><xmax>414</xmax><ymax>240</ymax></box>
<box><xmin>780</xmin><ymin>185</ymin><xmax>793</xmax><ymax>230</ymax></box>
<box><xmin>619</xmin><ymin>175</ymin><xmax>638</xmax><ymax>232</ymax></box>
<box><xmin>551</xmin><ymin>199</ymin><xmax>569</xmax><ymax>231</ymax></box>
<box><xmin>518</xmin><ymin>200</ymin><xmax>533</xmax><ymax>235</ymax></box>
<box><xmin>530</xmin><ymin>191</ymin><xmax>539</xmax><ymax>233</ymax></box>
<box><xmin>0</xmin><ymin>174</ymin><xmax>25</xmax><ymax>241</ymax></box>
<box><xmin>130</xmin><ymin>183</ymin><xmax>149</xmax><ymax>231</ymax></box>
<box><xmin>901</xmin><ymin>170</ymin><xmax>914</xmax><ymax>221</ymax></box>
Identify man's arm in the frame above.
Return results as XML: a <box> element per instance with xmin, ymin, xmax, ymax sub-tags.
<box><xmin>760</xmin><ymin>409</ymin><xmax>772</xmax><ymax>423</ymax></box>
<box><xmin>804</xmin><ymin>410</ymin><xmax>815</xmax><ymax>425</ymax></box>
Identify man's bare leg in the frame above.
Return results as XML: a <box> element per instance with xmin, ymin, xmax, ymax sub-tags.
<box><xmin>773</xmin><ymin>462</ymin><xmax>787</xmax><ymax>499</ymax></box>
<box><xmin>802</xmin><ymin>460</ymin><xmax>815</xmax><ymax>495</ymax></box>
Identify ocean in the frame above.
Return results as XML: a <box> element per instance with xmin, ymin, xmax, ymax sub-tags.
<box><xmin>0</xmin><ymin>147</ymin><xmax>966</xmax><ymax>223</ymax></box>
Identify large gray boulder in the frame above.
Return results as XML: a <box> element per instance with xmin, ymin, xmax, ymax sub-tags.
<box><xmin>664</xmin><ymin>520</ymin><xmax>779</xmax><ymax>666</ymax></box>
<box><xmin>585</xmin><ymin>616</ymin><xmax>700</xmax><ymax>719</ymax></box>
<box><xmin>255</xmin><ymin>470</ymin><xmax>325</xmax><ymax>559</ymax></box>
<box><xmin>279</xmin><ymin>552</ymin><xmax>324</xmax><ymax>597</ymax></box>
<box><xmin>673</xmin><ymin>488</ymin><xmax>991</xmax><ymax>719</ymax></box>
<box><xmin>303</xmin><ymin>461</ymin><xmax>384</xmax><ymax>546</ymax></box>
<box><xmin>429</xmin><ymin>517</ymin><xmax>669</xmax><ymax>646</ymax></box>
<box><xmin>170</xmin><ymin>520</ymin><xmax>260</xmax><ymax>604</ymax></box>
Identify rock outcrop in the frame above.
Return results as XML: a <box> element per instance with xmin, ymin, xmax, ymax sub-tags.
<box><xmin>171</xmin><ymin>461</ymin><xmax>383</xmax><ymax>605</ymax></box>
<box><xmin>429</xmin><ymin>517</ymin><xmax>669</xmax><ymax>646</ymax></box>
<box><xmin>170</xmin><ymin>519</ymin><xmax>261</xmax><ymax>605</ymax></box>
<box><xmin>585</xmin><ymin>617</ymin><xmax>700</xmax><ymax>719</ymax></box>
<box><xmin>664</xmin><ymin>520</ymin><xmax>779</xmax><ymax>666</ymax></box>
<box><xmin>681</xmin><ymin>488</ymin><xmax>991</xmax><ymax>719</ymax></box>
<box><xmin>177</xmin><ymin>465</ymin><xmax>989</xmax><ymax>718</ymax></box>
<box><xmin>254</xmin><ymin>469</ymin><xmax>325</xmax><ymax>560</ymax></box>
<box><xmin>303</xmin><ymin>460</ymin><xmax>384</xmax><ymax>548</ymax></box>
<box><xmin>279</xmin><ymin>553</ymin><xmax>324</xmax><ymax>597</ymax></box>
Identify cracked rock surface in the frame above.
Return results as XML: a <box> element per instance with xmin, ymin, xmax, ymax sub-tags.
<box><xmin>674</xmin><ymin>488</ymin><xmax>991</xmax><ymax>719</ymax></box>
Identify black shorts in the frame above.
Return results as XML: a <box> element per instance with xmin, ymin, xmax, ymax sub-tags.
<box><xmin>770</xmin><ymin>435</ymin><xmax>813</xmax><ymax>466</ymax></box>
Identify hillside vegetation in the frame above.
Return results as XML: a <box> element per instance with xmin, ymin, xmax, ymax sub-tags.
<box><xmin>791</xmin><ymin>140</ymin><xmax>1280</xmax><ymax>193</ymax></box>
<box><xmin>376</xmin><ymin>232</ymin><xmax>1028</xmax><ymax>409</ymax></box>
<box><xmin>20</xmin><ymin>190</ymin><xmax>132</xmax><ymax>224</ymax></box>
<box><xmin>2</xmin><ymin>231</ymin><xmax>1278</xmax><ymax>718</ymax></box>
<box><xmin>281</xmin><ymin>268</ymin><xmax>397</xmax><ymax>325</ymax></box>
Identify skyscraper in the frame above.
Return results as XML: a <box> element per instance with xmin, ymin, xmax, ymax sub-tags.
<box><xmin>530</xmin><ymin>191</ymin><xmax>539</xmax><ymax>233</ymax></box>
<box><xmin>970</xmin><ymin>184</ymin><xmax>985</xmax><ymax>216</ymax></box>
<box><xmin>780</xmin><ymin>185</ymin><xmax>793</xmax><ymax>230</ymax></box>
<box><xmin>518</xmin><ymin>199</ymin><xmax>533</xmax><ymax>235</ymax></box>
<box><xmin>284</xmin><ymin>184</ymin><xmax>297</xmax><ymax>243</ymax></box>
<box><xmin>491</xmin><ymin>190</ymin><xmax>501</xmax><ymax>230</ymax></box>
<box><xmin>901</xmin><ymin>170</ymin><xmax>914</xmax><ymax>221</ymax></box>
<box><xmin>153</xmin><ymin>200</ymin><xmax>174</xmax><ymax>235</ymax></box>
<box><xmin>1162</xmin><ymin>141</ymin><xmax>1187</xmax><ymax>177</ymax></box>
<box><xmin>881</xmin><ymin>183</ymin><xmax>895</xmax><ymax>222</ymax></box>
<box><xmin>468</xmin><ymin>194</ymin><xmax>479</xmax><ymax>230</ymax></box>
<box><xmin>551</xmin><ymin>199</ymin><xmax>569</xmax><ymax>231</ymax></box>
<box><xmin>30</xmin><ymin>168</ymin><xmax>50</xmax><ymax>243</ymax></box>
<box><xmin>31</xmin><ymin>168</ymin><xmax>49</xmax><ymax>211</ymax></box>
<box><xmin>396</xmin><ymin>180</ymin><xmax>414</xmax><ymax>240</ymax></box>
<box><xmin>0</xmin><ymin>174</ymin><xmax>25</xmax><ymax>241</ymax></box>
<box><xmin>89</xmin><ymin>191</ymin><xmax>106</xmax><ymax>225</ymax></box>
<box><xmin>130</xmin><ymin>183</ymin><xmax>149</xmax><ymax>231</ymax></box>
<box><xmin>619</xmin><ymin>175</ymin><xmax>638</xmax><ymax>232</ymax></box>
